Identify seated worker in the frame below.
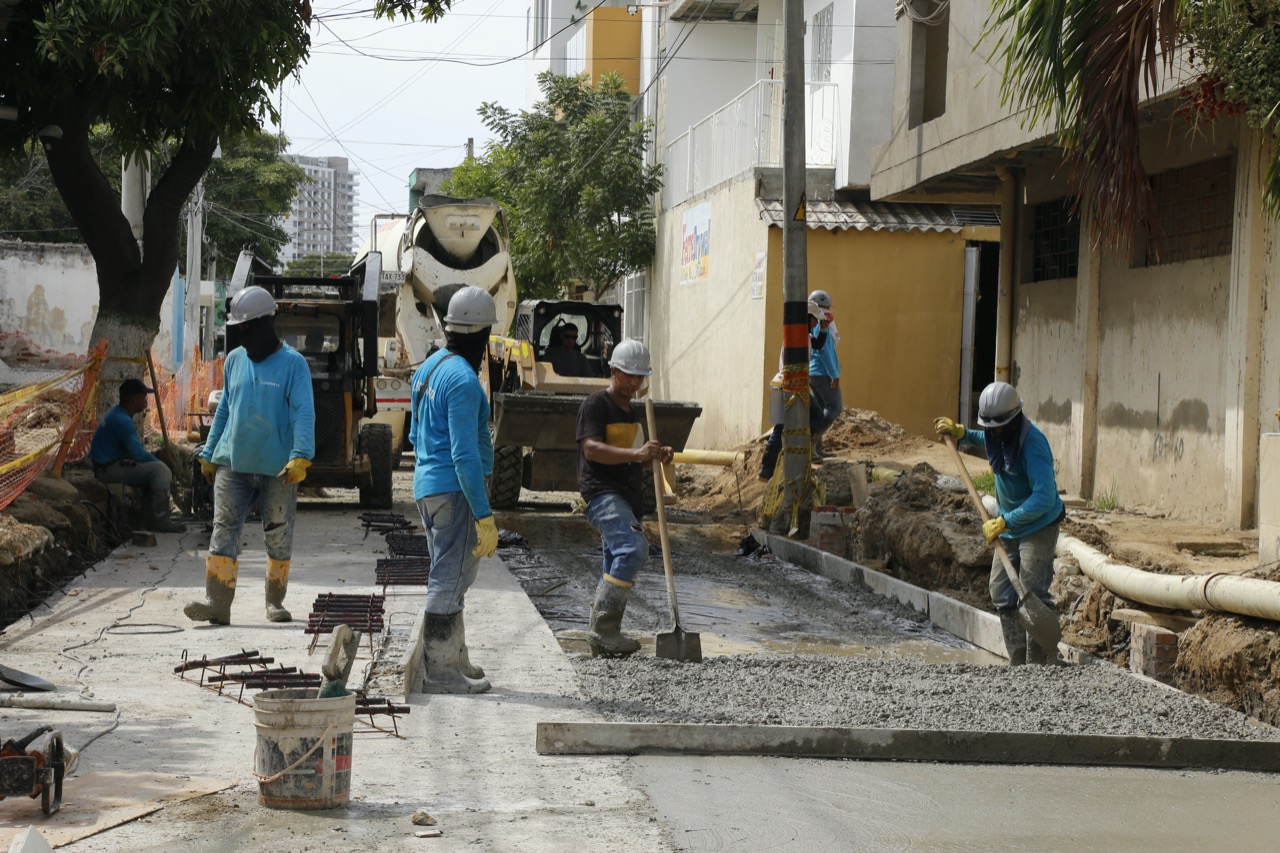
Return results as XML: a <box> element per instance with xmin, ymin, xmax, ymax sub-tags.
<box><xmin>89</xmin><ymin>378</ymin><xmax>184</xmax><ymax>533</ymax></box>
<box><xmin>546</xmin><ymin>324</ymin><xmax>592</xmax><ymax>377</ymax></box>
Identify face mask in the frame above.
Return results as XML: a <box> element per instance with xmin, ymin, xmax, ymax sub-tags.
<box><xmin>445</xmin><ymin>329</ymin><xmax>491</xmax><ymax>372</ymax></box>
<box><xmin>242</xmin><ymin>316</ymin><xmax>280</xmax><ymax>362</ymax></box>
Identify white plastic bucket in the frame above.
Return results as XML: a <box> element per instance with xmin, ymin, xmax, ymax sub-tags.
<box><xmin>253</xmin><ymin>688</ymin><xmax>357</xmax><ymax>810</ymax></box>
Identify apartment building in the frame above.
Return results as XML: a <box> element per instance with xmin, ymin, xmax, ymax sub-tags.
<box><xmin>279</xmin><ymin>155</ymin><xmax>359</xmax><ymax>268</ymax></box>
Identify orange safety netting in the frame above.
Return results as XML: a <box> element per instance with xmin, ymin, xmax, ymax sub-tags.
<box><xmin>145</xmin><ymin>348</ymin><xmax>223</xmax><ymax>443</ymax></box>
<box><xmin>0</xmin><ymin>341</ymin><xmax>108</xmax><ymax>512</ymax></box>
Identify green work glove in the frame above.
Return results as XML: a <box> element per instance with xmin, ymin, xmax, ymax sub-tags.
<box><xmin>199</xmin><ymin>458</ymin><xmax>218</xmax><ymax>485</ymax></box>
<box><xmin>278</xmin><ymin>457</ymin><xmax>311</xmax><ymax>485</ymax></box>
<box><xmin>933</xmin><ymin>417</ymin><xmax>965</xmax><ymax>440</ymax></box>
<box><xmin>473</xmin><ymin>515</ymin><xmax>499</xmax><ymax>558</ymax></box>
<box><xmin>983</xmin><ymin>516</ymin><xmax>1007</xmax><ymax>543</ymax></box>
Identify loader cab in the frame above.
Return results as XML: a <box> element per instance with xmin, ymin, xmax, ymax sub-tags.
<box><xmin>525</xmin><ymin>301</ymin><xmax>622</xmax><ymax>379</ymax></box>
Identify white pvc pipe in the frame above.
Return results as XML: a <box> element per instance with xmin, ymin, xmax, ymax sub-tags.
<box><xmin>1057</xmin><ymin>534</ymin><xmax>1280</xmax><ymax>621</ymax></box>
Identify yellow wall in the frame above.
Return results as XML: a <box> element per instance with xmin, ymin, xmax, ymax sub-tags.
<box><xmin>586</xmin><ymin>9</ymin><xmax>640</xmax><ymax>95</ymax></box>
<box><xmin>761</xmin><ymin>226</ymin><xmax>977</xmax><ymax>438</ymax></box>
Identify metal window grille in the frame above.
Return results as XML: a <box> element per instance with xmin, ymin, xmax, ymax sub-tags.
<box><xmin>621</xmin><ymin>271</ymin><xmax>648</xmax><ymax>343</ymax></box>
<box><xmin>811</xmin><ymin>4</ymin><xmax>834</xmax><ymax>83</ymax></box>
<box><xmin>1145</xmin><ymin>156</ymin><xmax>1236</xmax><ymax>266</ymax></box>
<box><xmin>1031</xmin><ymin>198</ymin><xmax>1080</xmax><ymax>282</ymax></box>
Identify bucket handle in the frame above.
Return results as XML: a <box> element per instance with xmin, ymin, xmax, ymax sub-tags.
<box><xmin>252</xmin><ymin>724</ymin><xmax>337</xmax><ymax>784</ymax></box>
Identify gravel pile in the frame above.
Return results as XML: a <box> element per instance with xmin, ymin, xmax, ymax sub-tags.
<box><xmin>574</xmin><ymin>654</ymin><xmax>1280</xmax><ymax>741</ymax></box>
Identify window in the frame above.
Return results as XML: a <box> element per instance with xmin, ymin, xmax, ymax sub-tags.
<box><xmin>1030</xmin><ymin>198</ymin><xmax>1080</xmax><ymax>282</ymax></box>
<box><xmin>906</xmin><ymin>0</ymin><xmax>949</xmax><ymax>128</ymax></box>
<box><xmin>810</xmin><ymin>4</ymin><xmax>834</xmax><ymax>83</ymax></box>
<box><xmin>621</xmin><ymin>270</ymin><xmax>648</xmax><ymax>343</ymax></box>
<box><xmin>1144</xmin><ymin>156</ymin><xmax>1235</xmax><ymax>266</ymax></box>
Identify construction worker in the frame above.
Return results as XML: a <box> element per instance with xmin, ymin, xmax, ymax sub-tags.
<box><xmin>808</xmin><ymin>289</ymin><xmax>842</xmax><ymax>457</ymax></box>
<box><xmin>934</xmin><ymin>381</ymin><xmax>1065</xmax><ymax>664</ymax></box>
<box><xmin>577</xmin><ymin>339</ymin><xmax>673</xmax><ymax>656</ymax></box>
<box><xmin>758</xmin><ymin>302</ymin><xmax>832</xmax><ymax>481</ymax></box>
<box><xmin>185</xmin><ymin>285</ymin><xmax>315</xmax><ymax>626</ymax></box>
<box><xmin>410</xmin><ymin>285</ymin><xmax>498</xmax><ymax>694</ymax></box>
<box><xmin>89</xmin><ymin>378</ymin><xmax>185</xmax><ymax>533</ymax></box>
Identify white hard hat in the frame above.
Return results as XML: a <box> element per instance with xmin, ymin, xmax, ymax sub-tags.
<box><xmin>443</xmin><ymin>286</ymin><xmax>498</xmax><ymax>333</ymax></box>
<box><xmin>207</xmin><ymin>389</ymin><xmax>223</xmax><ymax>411</ymax></box>
<box><xmin>977</xmin><ymin>381</ymin><xmax>1023</xmax><ymax>428</ymax></box>
<box><xmin>809</xmin><ymin>289</ymin><xmax>832</xmax><ymax>309</ymax></box>
<box><xmin>807</xmin><ymin>301</ymin><xmax>823</xmax><ymax>321</ymax></box>
<box><xmin>226</xmin><ymin>285</ymin><xmax>276</xmax><ymax>326</ymax></box>
<box><xmin>608</xmin><ymin>339</ymin><xmax>652</xmax><ymax>376</ymax></box>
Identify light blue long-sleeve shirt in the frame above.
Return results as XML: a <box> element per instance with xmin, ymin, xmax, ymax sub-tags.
<box><xmin>201</xmin><ymin>344</ymin><xmax>315</xmax><ymax>475</ymax></box>
<box><xmin>89</xmin><ymin>405</ymin><xmax>159</xmax><ymax>465</ymax></box>
<box><xmin>959</xmin><ymin>421</ymin><xmax>1063</xmax><ymax>540</ymax></box>
<box><xmin>810</xmin><ymin>325</ymin><xmax>840</xmax><ymax>379</ymax></box>
<box><xmin>409</xmin><ymin>350</ymin><xmax>493</xmax><ymax>519</ymax></box>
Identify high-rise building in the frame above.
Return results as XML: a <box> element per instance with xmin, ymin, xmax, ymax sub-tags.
<box><xmin>278</xmin><ymin>155</ymin><xmax>359</xmax><ymax>269</ymax></box>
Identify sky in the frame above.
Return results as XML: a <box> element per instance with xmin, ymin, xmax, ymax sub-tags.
<box><xmin>275</xmin><ymin>0</ymin><xmax>535</xmax><ymax>243</ymax></box>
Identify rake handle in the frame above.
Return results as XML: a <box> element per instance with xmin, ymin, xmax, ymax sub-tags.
<box><xmin>943</xmin><ymin>435</ymin><xmax>1030</xmax><ymax>603</ymax></box>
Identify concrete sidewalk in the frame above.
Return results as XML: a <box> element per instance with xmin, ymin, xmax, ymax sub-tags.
<box><xmin>0</xmin><ymin>502</ymin><xmax>673</xmax><ymax>851</ymax></box>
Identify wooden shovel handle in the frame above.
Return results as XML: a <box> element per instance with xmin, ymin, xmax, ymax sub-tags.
<box><xmin>943</xmin><ymin>435</ymin><xmax>1030</xmax><ymax>601</ymax></box>
<box><xmin>644</xmin><ymin>398</ymin><xmax>681</xmax><ymax>626</ymax></box>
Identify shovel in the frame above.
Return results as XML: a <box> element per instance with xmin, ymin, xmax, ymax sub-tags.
<box><xmin>943</xmin><ymin>436</ymin><xmax>1062</xmax><ymax>653</ymax></box>
<box><xmin>644</xmin><ymin>398</ymin><xmax>702</xmax><ymax>663</ymax></box>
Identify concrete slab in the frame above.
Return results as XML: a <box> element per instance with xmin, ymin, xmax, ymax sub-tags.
<box><xmin>537</xmin><ymin>721</ymin><xmax>1280</xmax><ymax>772</ymax></box>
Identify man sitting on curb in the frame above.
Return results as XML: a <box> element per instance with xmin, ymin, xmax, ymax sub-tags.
<box><xmin>89</xmin><ymin>378</ymin><xmax>184</xmax><ymax>533</ymax></box>
<box><xmin>576</xmin><ymin>339</ymin><xmax>673</xmax><ymax>656</ymax></box>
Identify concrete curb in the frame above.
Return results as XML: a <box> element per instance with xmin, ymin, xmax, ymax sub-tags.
<box><xmin>536</xmin><ymin>721</ymin><xmax>1280</xmax><ymax>771</ymax></box>
<box><xmin>399</xmin><ymin>607</ymin><xmax>425</xmax><ymax>702</ymax></box>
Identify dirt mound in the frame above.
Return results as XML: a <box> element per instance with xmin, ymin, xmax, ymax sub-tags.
<box><xmin>822</xmin><ymin>408</ymin><xmax>929</xmax><ymax>454</ymax></box>
<box><xmin>1176</xmin><ymin>614</ymin><xmax>1280</xmax><ymax>725</ymax></box>
<box><xmin>850</xmin><ymin>463</ymin><xmax>994</xmax><ymax>606</ymax></box>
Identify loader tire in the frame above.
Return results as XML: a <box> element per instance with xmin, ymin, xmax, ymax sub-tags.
<box><xmin>359</xmin><ymin>423</ymin><xmax>394</xmax><ymax>510</ymax></box>
<box><xmin>489</xmin><ymin>444</ymin><xmax>523</xmax><ymax>510</ymax></box>
<box><xmin>391</xmin><ymin>413</ymin><xmax>410</xmax><ymax>471</ymax></box>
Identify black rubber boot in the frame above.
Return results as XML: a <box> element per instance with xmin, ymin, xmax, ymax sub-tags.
<box><xmin>184</xmin><ymin>556</ymin><xmax>237</xmax><ymax>625</ymax></box>
<box><xmin>588</xmin><ymin>581</ymin><xmax>641</xmax><ymax>657</ymax></box>
<box><xmin>143</xmin><ymin>512</ymin><xmax>186</xmax><ymax>534</ymax></box>
<box><xmin>422</xmin><ymin>613</ymin><xmax>491</xmax><ymax>694</ymax></box>
<box><xmin>999</xmin><ymin>608</ymin><xmax>1027</xmax><ymax>665</ymax></box>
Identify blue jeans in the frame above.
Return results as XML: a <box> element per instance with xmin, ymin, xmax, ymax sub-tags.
<box><xmin>585</xmin><ymin>492</ymin><xmax>648</xmax><ymax>586</ymax></box>
<box><xmin>417</xmin><ymin>491</ymin><xmax>480</xmax><ymax>617</ymax></box>
<box><xmin>95</xmin><ymin>459</ymin><xmax>171</xmax><ymax>518</ymax></box>
<box><xmin>209</xmin><ymin>470</ymin><xmax>298</xmax><ymax>561</ymax></box>
<box><xmin>991</xmin><ymin>522</ymin><xmax>1059</xmax><ymax>610</ymax></box>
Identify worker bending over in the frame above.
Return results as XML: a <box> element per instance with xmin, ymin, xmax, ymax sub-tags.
<box><xmin>89</xmin><ymin>378</ymin><xmax>184</xmax><ymax>533</ymax></box>
<box><xmin>186</xmin><ymin>285</ymin><xmax>315</xmax><ymax>626</ymax></box>
<box><xmin>576</xmin><ymin>339</ymin><xmax>672</xmax><ymax>656</ymax></box>
<box><xmin>410</xmin><ymin>286</ymin><xmax>499</xmax><ymax>694</ymax></box>
<box><xmin>934</xmin><ymin>381</ymin><xmax>1064</xmax><ymax>664</ymax></box>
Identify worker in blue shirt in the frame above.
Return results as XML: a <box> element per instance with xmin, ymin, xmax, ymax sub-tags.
<box><xmin>410</xmin><ymin>286</ymin><xmax>499</xmax><ymax>694</ymax></box>
<box><xmin>89</xmin><ymin>378</ymin><xmax>184</xmax><ymax>533</ymax></box>
<box><xmin>809</xmin><ymin>289</ymin><xmax>842</xmax><ymax>458</ymax></box>
<box><xmin>185</xmin><ymin>285</ymin><xmax>315</xmax><ymax>627</ymax></box>
<box><xmin>935</xmin><ymin>381</ymin><xmax>1065</xmax><ymax>665</ymax></box>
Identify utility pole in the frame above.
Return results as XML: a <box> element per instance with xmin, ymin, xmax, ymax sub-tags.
<box><xmin>184</xmin><ymin>180</ymin><xmax>204</xmax><ymax>363</ymax></box>
<box><xmin>466</xmin><ymin>137</ymin><xmax>475</xmax><ymax>161</ymax></box>
<box><xmin>776</xmin><ymin>0</ymin><xmax>812</xmax><ymax>534</ymax></box>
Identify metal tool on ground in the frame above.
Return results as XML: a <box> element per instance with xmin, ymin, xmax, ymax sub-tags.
<box><xmin>644</xmin><ymin>398</ymin><xmax>702</xmax><ymax>663</ymax></box>
<box><xmin>305</xmin><ymin>594</ymin><xmax>384</xmax><ymax>653</ymax></box>
<box><xmin>943</xmin><ymin>436</ymin><xmax>1063</xmax><ymax>653</ymax></box>
<box><xmin>0</xmin><ymin>663</ymin><xmax>55</xmax><ymax>692</ymax></box>
<box><xmin>319</xmin><ymin>624</ymin><xmax>363</xmax><ymax>698</ymax></box>
<box><xmin>0</xmin><ymin>726</ymin><xmax>65</xmax><ymax>816</ymax></box>
<box><xmin>359</xmin><ymin>512</ymin><xmax>412</xmax><ymax>539</ymax></box>
<box><xmin>384</xmin><ymin>533</ymin><xmax>431</xmax><ymax>558</ymax></box>
<box><xmin>375</xmin><ymin>557</ymin><xmax>431</xmax><ymax>594</ymax></box>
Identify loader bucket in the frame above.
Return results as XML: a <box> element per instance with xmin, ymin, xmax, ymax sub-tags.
<box><xmin>492</xmin><ymin>393</ymin><xmax>702</xmax><ymax>453</ymax></box>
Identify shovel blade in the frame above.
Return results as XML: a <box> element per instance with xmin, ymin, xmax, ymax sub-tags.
<box><xmin>1017</xmin><ymin>595</ymin><xmax>1063</xmax><ymax>653</ymax></box>
<box><xmin>655</xmin><ymin>627</ymin><xmax>702</xmax><ymax>663</ymax></box>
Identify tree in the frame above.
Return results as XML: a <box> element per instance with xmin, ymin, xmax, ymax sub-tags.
<box><xmin>0</xmin><ymin>0</ymin><xmax>451</xmax><ymax>390</ymax></box>
<box><xmin>987</xmin><ymin>0</ymin><xmax>1280</xmax><ymax>256</ymax></box>
<box><xmin>443</xmin><ymin>71</ymin><xmax>663</xmax><ymax>300</ymax></box>
<box><xmin>0</xmin><ymin>128</ymin><xmax>305</xmax><ymax>270</ymax></box>
<box><xmin>283</xmin><ymin>252</ymin><xmax>354</xmax><ymax>277</ymax></box>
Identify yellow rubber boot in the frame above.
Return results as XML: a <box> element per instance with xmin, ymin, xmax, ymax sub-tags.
<box><xmin>265</xmin><ymin>559</ymin><xmax>292</xmax><ymax>623</ymax></box>
<box><xmin>184</xmin><ymin>556</ymin><xmax>237</xmax><ymax>625</ymax></box>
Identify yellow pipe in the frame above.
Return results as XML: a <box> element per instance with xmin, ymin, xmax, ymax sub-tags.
<box><xmin>673</xmin><ymin>449</ymin><xmax>741</xmax><ymax>467</ymax></box>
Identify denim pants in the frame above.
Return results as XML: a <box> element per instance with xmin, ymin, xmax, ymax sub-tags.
<box><xmin>585</xmin><ymin>492</ymin><xmax>648</xmax><ymax>586</ymax></box>
<box><xmin>95</xmin><ymin>459</ymin><xmax>171</xmax><ymax>517</ymax></box>
<box><xmin>990</xmin><ymin>521</ymin><xmax>1059</xmax><ymax>610</ymax></box>
<box><xmin>810</xmin><ymin>375</ymin><xmax>844</xmax><ymax>432</ymax></box>
<box><xmin>417</xmin><ymin>491</ymin><xmax>480</xmax><ymax>617</ymax></box>
<box><xmin>209</xmin><ymin>470</ymin><xmax>298</xmax><ymax>561</ymax></box>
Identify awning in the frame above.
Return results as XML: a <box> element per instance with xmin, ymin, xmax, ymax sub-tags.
<box><xmin>755</xmin><ymin>198</ymin><xmax>1000</xmax><ymax>233</ymax></box>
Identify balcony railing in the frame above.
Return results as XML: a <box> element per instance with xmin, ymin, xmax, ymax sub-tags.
<box><xmin>663</xmin><ymin>80</ymin><xmax>839</xmax><ymax>209</ymax></box>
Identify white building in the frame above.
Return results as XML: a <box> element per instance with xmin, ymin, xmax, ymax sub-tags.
<box><xmin>278</xmin><ymin>155</ymin><xmax>359</xmax><ymax>269</ymax></box>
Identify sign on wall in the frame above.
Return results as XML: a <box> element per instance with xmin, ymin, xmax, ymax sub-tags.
<box><xmin>751</xmin><ymin>252</ymin><xmax>766</xmax><ymax>299</ymax></box>
<box><xmin>680</xmin><ymin>202</ymin><xmax>711</xmax><ymax>286</ymax></box>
